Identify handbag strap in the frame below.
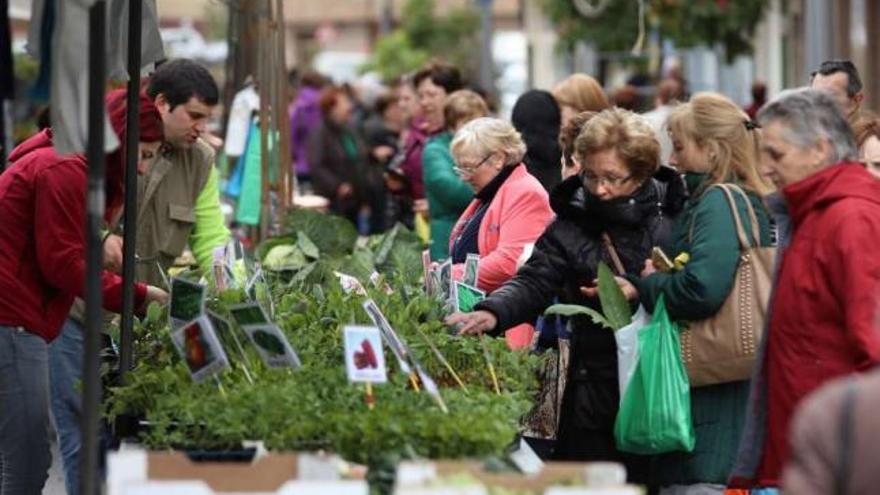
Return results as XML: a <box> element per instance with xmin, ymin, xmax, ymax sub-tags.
<box><xmin>688</xmin><ymin>184</ymin><xmax>761</xmax><ymax>250</ymax></box>
<box><xmin>720</xmin><ymin>184</ymin><xmax>762</xmax><ymax>247</ymax></box>
<box><xmin>835</xmin><ymin>379</ymin><xmax>857</xmax><ymax>495</ymax></box>
<box><xmin>601</xmin><ymin>232</ymin><xmax>627</xmax><ymax>275</ymax></box>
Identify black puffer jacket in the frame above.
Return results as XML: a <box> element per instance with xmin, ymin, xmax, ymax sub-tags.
<box><xmin>476</xmin><ymin>166</ymin><xmax>686</xmax><ymax>464</ymax></box>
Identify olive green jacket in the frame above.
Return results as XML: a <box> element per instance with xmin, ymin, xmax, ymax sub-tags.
<box><xmin>69</xmin><ymin>139</ymin><xmax>229</xmax><ymax>323</ymax></box>
<box><xmin>135</xmin><ymin>139</ymin><xmax>229</xmax><ymax>286</ymax></box>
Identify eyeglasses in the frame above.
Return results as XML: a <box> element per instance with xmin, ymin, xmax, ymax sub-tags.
<box><xmin>581</xmin><ymin>172</ymin><xmax>632</xmax><ymax>187</ymax></box>
<box><xmin>454</xmin><ymin>154</ymin><xmax>493</xmax><ymax>176</ymax></box>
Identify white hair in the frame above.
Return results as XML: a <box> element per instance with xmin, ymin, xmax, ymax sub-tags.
<box><xmin>758</xmin><ymin>88</ymin><xmax>858</xmax><ymax>164</ymax></box>
<box><xmin>450</xmin><ymin>117</ymin><xmax>527</xmax><ymax>165</ymax></box>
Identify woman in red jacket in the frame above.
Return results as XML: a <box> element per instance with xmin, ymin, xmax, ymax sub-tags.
<box><xmin>0</xmin><ymin>90</ymin><xmax>168</xmax><ymax>493</ymax></box>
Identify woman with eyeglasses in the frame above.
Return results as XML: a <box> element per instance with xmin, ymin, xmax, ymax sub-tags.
<box><xmin>444</xmin><ymin>117</ymin><xmax>554</xmax><ymax>349</ymax></box>
<box><xmin>447</xmin><ymin>108</ymin><xmax>687</xmax><ymax>478</ymax></box>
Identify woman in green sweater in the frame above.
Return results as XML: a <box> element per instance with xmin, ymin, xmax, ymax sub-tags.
<box><xmin>615</xmin><ymin>93</ymin><xmax>774</xmax><ymax>493</ymax></box>
<box><xmin>423</xmin><ymin>90</ymin><xmax>489</xmax><ymax>260</ymax></box>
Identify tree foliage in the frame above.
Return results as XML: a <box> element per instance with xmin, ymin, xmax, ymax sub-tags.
<box><xmin>362</xmin><ymin>0</ymin><xmax>480</xmax><ymax>83</ymax></box>
<box><xmin>360</xmin><ymin>31</ymin><xmax>430</xmax><ymax>84</ymax></box>
<box><xmin>540</xmin><ymin>0</ymin><xmax>770</xmax><ymax>61</ymax></box>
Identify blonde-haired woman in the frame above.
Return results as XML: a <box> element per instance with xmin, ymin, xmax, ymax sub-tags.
<box><xmin>616</xmin><ymin>93</ymin><xmax>774</xmax><ymax>494</ymax></box>
<box><xmin>445</xmin><ymin>117</ymin><xmax>554</xmax><ymax>349</ymax></box>
<box><xmin>423</xmin><ymin>90</ymin><xmax>489</xmax><ymax>260</ymax></box>
<box><xmin>552</xmin><ymin>74</ymin><xmax>611</xmax><ymax>127</ymax></box>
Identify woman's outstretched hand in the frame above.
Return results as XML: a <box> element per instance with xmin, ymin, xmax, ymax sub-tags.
<box><xmin>446</xmin><ymin>310</ymin><xmax>498</xmax><ymax>336</ymax></box>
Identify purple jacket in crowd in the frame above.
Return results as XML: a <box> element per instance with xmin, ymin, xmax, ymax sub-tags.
<box><xmin>290</xmin><ymin>86</ymin><xmax>323</xmax><ymax>177</ymax></box>
<box><xmin>400</xmin><ymin>120</ymin><xmax>430</xmax><ymax>201</ymax></box>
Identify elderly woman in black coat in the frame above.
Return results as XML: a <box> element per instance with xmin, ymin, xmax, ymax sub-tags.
<box><xmin>448</xmin><ymin>108</ymin><xmax>687</xmax><ymax>482</ymax></box>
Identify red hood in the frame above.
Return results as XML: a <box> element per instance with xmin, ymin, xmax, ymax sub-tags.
<box><xmin>784</xmin><ymin>162</ymin><xmax>880</xmax><ymax>226</ymax></box>
<box><xmin>8</xmin><ymin>129</ymin><xmax>58</xmax><ymax>164</ymax></box>
<box><xmin>8</xmin><ymin>128</ymin><xmax>125</xmax><ymax>222</ymax></box>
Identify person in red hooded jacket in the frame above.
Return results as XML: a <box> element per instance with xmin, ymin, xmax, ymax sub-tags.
<box><xmin>729</xmin><ymin>89</ymin><xmax>880</xmax><ymax>490</ymax></box>
<box><xmin>0</xmin><ymin>90</ymin><xmax>168</xmax><ymax>493</ymax></box>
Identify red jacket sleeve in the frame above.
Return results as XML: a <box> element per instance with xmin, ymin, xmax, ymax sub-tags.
<box><xmin>34</xmin><ymin>163</ymin><xmax>147</xmax><ymax>313</ymax></box>
<box><xmin>831</xmin><ymin>204</ymin><xmax>880</xmax><ymax>370</ymax></box>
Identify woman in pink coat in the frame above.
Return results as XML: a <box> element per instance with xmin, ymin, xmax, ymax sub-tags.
<box><xmin>446</xmin><ymin>117</ymin><xmax>554</xmax><ymax>349</ymax></box>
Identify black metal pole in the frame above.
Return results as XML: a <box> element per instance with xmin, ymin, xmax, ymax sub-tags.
<box><xmin>119</xmin><ymin>0</ymin><xmax>143</xmax><ymax>380</ymax></box>
<box><xmin>0</xmin><ymin>0</ymin><xmax>12</xmax><ymax>173</ymax></box>
<box><xmin>81</xmin><ymin>2</ymin><xmax>107</xmax><ymax>495</ymax></box>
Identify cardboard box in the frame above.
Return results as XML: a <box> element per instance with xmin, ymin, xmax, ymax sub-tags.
<box><xmin>394</xmin><ymin>460</ymin><xmax>642</xmax><ymax>495</ymax></box>
<box><xmin>108</xmin><ymin>450</ymin><xmax>368</xmax><ymax>495</ymax></box>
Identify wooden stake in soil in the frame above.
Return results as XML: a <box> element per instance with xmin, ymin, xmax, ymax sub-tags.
<box><xmin>365</xmin><ymin>382</ymin><xmax>375</xmax><ymax>410</ymax></box>
<box><xmin>414</xmin><ymin>327</ymin><xmax>466</xmax><ymax>390</ymax></box>
<box><xmin>480</xmin><ymin>335</ymin><xmax>501</xmax><ymax>395</ymax></box>
<box><xmin>214</xmin><ymin>376</ymin><xmax>228</xmax><ymax>398</ymax></box>
<box><xmin>409</xmin><ymin>372</ymin><xmax>421</xmax><ymax>392</ymax></box>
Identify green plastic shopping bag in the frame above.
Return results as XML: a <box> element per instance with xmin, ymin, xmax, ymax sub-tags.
<box><xmin>614</xmin><ymin>294</ymin><xmax>695</xmax><ymax>454</ymax></box>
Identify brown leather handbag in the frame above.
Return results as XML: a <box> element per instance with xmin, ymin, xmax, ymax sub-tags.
<box><xmin>679</xmin><ymin>184</ymin><xmax>776</xmax><ymax>387</ymax></box>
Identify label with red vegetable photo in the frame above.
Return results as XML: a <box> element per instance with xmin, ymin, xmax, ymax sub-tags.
<box><xmin>169</xmin><ymin>315</ymin><xmax>230</xmax><ymax>383</ymax></box>
<box><xmin>343</xmin><ymin>326</ymin><xmax>387</xmax><ymax>383</ymax></box>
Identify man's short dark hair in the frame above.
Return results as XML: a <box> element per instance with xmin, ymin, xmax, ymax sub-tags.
<box><xmin>811</xmin><ymin>59</ymin><xmax>863</xmax><ymax>97</ymax></box>
<box><xmin>413</xmin><ymin>62</ymin><xmax>464</xmax><ymax>94</ymax></box>
<box><xmin>146</xmin><ymin>59</ymin><xmax>219</xmax><ymax>109</ymax></box>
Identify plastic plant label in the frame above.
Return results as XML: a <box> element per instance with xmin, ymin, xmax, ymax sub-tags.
<box><xmin>335</xmin><ymin>271</ymin><xmax>367</xmax><ymax>296</ymax></box>
<box><xmin>438</xmin><ymin>259</ymin><xmax>452</xmax><ymax>302</ymax></box>
<box><xmin>229</xmin><ymin>302</ymin><xmax>270</xmax><ymax>327</ymax></box>
<box><xmin>454</xmin><ymin>282</ymin><xmax>485</xmax><ymax>314</ymax></box>
<box><xmin>169</xmin><ymin>277</ymin><xmax>206</xmax><ymax>329</ymax></box>
<box><xmin>362</xmin><ymin>299</ymin><xmax>413</xmax><ymax>375</ymax></box>
<box><xmin>422</xmin><ymin>249</ymin><xmax>432</xmax><ymax>295</ymax></box>
<box><xmin>343</xmin><ymin>326</ymin><xmax>387</xmax><ymax>383</ymax></box>
<box><xmin>463</xmin><ymin>254</ymin><xmax>480</xmax><ymax>287</ymax></box>
<box><xmin>242</xmin><ymin>323</ymin><xmax>301</xmax><ymax>369</ymax></box>
<box><xmin>169</xmin><ymin>315</ymin><xmax>230</xmax><ymax>383</ymax></box>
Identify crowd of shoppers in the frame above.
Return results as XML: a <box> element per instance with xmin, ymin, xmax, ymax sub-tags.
<box><xmin>5</xmin><ymin>52</ymin><xmax>879</xmax><ymax>494</ymax></box>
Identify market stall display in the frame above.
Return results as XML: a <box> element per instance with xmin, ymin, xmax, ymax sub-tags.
<box><xmin>106</xmin><ymin>209</ymin><xmax>545</xmax><ymax>494</ymax></box>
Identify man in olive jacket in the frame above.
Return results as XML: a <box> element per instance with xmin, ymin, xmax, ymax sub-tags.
<box><xmin>48</xmin><ymin>59</ymin><xmax>230</xmax><ymax>495</ymax></box>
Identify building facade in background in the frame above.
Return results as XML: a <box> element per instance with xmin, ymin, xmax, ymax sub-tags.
<box><xmin>96</xmin><ymin>0</ymin><xmax>880</xmax><ymax>112</ymax></box>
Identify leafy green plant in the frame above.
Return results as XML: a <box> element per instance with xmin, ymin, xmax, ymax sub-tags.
<box><xmin>282</xmin><ymin>208</ymin><xmax>358</xmax><ymax>256</ymax></box>
<box><xmin>542</xmin><ymin>304</ymin><xmax>612</xmax><ymax>330</ymax></box>
<box><xmin>597</xmin><ymin>262</ymin><xmax>632</xmax><ymax>329</ymax></box>
<box><xmin>262</xmin><ymin>244</ymin><xmax>308</xmax><ymax>272</ymax></box>
<box><xmin>296</xmin><ymin>231</ymin><xmax>320</xmax><ymax>260</ymax></box>
<box><xmin>107</xmin><ymin>212</ymin><xmax>539</xmax><ymax>495</ymax></box>
<box><xmin>543</xmin><ymin>261</ymin><xmax>633</xmax><ymax>331</ymax></box>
